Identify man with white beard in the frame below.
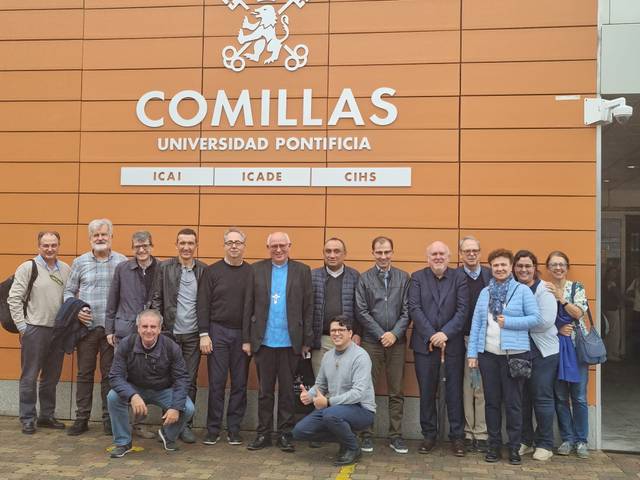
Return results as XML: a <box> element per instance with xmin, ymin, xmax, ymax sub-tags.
<box><xmin>64</xmin><ymin>219</ymin><xmax>127</xmax><ymax>436</ymax></box>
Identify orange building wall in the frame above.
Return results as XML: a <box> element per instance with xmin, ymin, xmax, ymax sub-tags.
<box><xmin>0</xmin><ymin>0</ymin><xmax>598</xmax><ymax>403</ymax></box>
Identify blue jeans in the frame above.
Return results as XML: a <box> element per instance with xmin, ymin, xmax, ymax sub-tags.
<box><xmin>522</xmin><ymin>346</ymin><xmax>559</xmax><ymax>450</ymax></box>
<box><xmin>555</xmin><ymin>362</ymin><xmax>589</xmax><ymax>444</ymax></box>
<box><xmin>292</xmin><ymin>404</ymin><xmax>374</xmax><ymax>450</ymax></box>
<box><xmin>107</xmin><ymin>388</ymin><xmax>195</xmax><ymax>447</ymax></box>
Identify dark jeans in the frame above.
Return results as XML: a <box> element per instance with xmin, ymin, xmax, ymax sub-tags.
<box><xmin>254</xmin><ymin>346</ymin><xmax>299</xmax><ymax>436</ymax></box>
<box><xmin>292</xmin><ymin>404</ymin><xmax>374</xmax><ymax>450</ymax></box>
<box><xmin>522</xmin><ymin>345</ymin><xmax>559</xmax><ymax>450</ymax></box>
<box><xmin>75</xmin><ymin>327</ymin><xmax>113</xmax><ymax>421</ymax></box>
<box><xmin>478</xmin><ymin>351</ymin><xmax>526</xmax><ymax>450</ymax></box>
<box><xmin>555</xmin><ymin>362</ymin><xmax>589</xmax><ymax>444</ymax></box>
<box><xmin>173</xmin><ymin>331</ymin><xmax>201</xmax><ymax>426</ymax></box>
<box><xmin>414</xmin><ymin>349</ymin><xmax>465</xmax><ymax>440</ymax></box>
<box><xmin>19</xmin><ymin>324</ymin><xmax>65</xmax><ymax>422</ymax></box>
<box><xmin>362</xmin><ymin>340</ymin><xmax>405</xmax><ymax>438</ymax></box>
<box><xmin>206</xmin><ymin>323</ymin><xmax>248</xmax><ymax>434</ymax></box>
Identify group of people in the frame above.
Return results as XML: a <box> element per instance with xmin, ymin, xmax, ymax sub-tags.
<box><xmin>8</xmin><ymin>220</ymin><xmax>592</xmax><ymax>467</ymax></box>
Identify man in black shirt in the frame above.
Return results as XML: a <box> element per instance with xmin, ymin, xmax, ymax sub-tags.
<box><xmin>197</xmin><ymin>227</ymin><xmax>252</xmax><ymax>446</ymax></box>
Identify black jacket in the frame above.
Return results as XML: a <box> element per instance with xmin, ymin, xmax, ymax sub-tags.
<box><xmin>53</xmin><ymin>297</ymin><xmax>90</xmax><ymax>354</ymax></box>
<box><xmin>108</xmin><ymin>333</ymin><xmax>190</xmax><ymax>411</ymax></box>
<box><xmin>150</xmin><ymin>257</ymin><xmax>207</xmax><ymax>334</ymax></box>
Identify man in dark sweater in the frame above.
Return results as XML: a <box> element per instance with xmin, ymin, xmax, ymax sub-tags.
<box><xmin>456</xmin><ymin>236</ymin><xmax>491</xmax><ymax>452</ymax></box>
<box><xmin>197</xmin><ymin>227</ymin><xmax>252</xmax><ymax>446</ymax></box>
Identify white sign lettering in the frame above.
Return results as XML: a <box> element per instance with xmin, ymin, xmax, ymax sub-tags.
<box><xmin>311</xmin><ymin>167</ymin><xmax>412</xmax><ymax>187</ymax></box>
<box><xmin>214</xmin><ymin>168</ymin><xmax>310</xmax><ymax>186</ymax></box>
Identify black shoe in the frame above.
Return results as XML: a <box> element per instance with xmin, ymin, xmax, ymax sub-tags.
<box><xmin>418</xmin><ymin>438</ymin><xmax>436</xmax><ymax>454</ymax></box>
<box><xmin>476</xmin><ymin>439</ymin><xmax>489</xmax><ymax>453</ymax></box>
<box><xmin>227</xmin><ymin>431</ymin><xmax>243</xmax><ymax>445</ymax></box>
<box><xmin>103</xmin><ymin>418</ymin><xmax>112</xmax><ymax>436</ymax></box>
<box><xmin>203</xmin><ymin>432</ymin><xmax>220</xmax><ymax>445</ymax></box>
<box><xmin>247</xmin><ymin>434</ymin><xmax>272</xmax><ymax>450</ymax></box>
<box><xmin>110</xmin><ymin>443</ymin><xmax>133</xmax><ymax>458</ymax></box>
<box><xmin>21</xmin><ymin>421</ymin><xmax>36</xmax><ymax>434</ymax></box>
<box><xmin>180</xmin><ymin>426</ymin><xmax>196</xmax><ymax>444</ymax></box>
<box><xmin>67</xmin><ymin>419</ymin><xmax>89</xmax><ymax>436</ymax></box>
<box><xmin>276</xmin><ymin>434</ymin><xmax>295</xmax><ymax>452</ymax></box>
<box><xmin>158</xmin><ymin>428</ymin><xmax>179</xmax><ymax>451</ymax></box>
<box><xmin>508</xmin><ymin>447</ymin><xmax>522</xmax><ymax>465</ymax></box>
<box><xmin>37</xmin><ymin>417</ymin><xmax>65</xmax><ymax>429</ymax></box>
<box><xmin>334</xmin><ymin>447</ymin><xmax>362</xmax><ymax>466</ymax></box>
<box><xmin>360</xmin><ymin>436</ymin><xmax>374</xmax><ymax>453</ymax></box>
<box><xmin>485</xmin><ymin>446</ymin><xmax>502</xmax><ymax>463</ymax></box>
<box><xmin>452</xmin><ymin>438</ymin><xmax>466</xmax><ymax>457</ymax></box>
<box><xmin>464</xmin><ymin>438</ymin><xmax>475</xmax><ymax>452</ymax></box>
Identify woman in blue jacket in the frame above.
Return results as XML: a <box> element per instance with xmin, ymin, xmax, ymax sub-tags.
<box><xmin>467</xmin><ymin>248</ymin><xmax>541</xmax><ymax>465</ymax></box>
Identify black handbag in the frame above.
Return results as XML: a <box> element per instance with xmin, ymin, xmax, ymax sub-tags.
<box><xmin>574</xmin><ymin>308</ymin><xmax>607</xmax><ymax>365</ymax></box>
<box><xmin>293</xmin><ymin>357</ymin><xmax>315</xmax><ymax>414</ymax></box>
<box><xmin>506</xmin><ymin>352</ymin><xmax>532</xmax><ymax>379</ymax></box>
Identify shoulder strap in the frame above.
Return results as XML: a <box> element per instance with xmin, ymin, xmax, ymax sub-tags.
<box><xmin>23</xmin><ymin>260</ymin><xmax>39</xmax><ymax>316</ymax></box>
<box><xmin>505</xmin><ymin>283</ymin><xmax>520</xmax><ymax>307</ymax></box>
<box><xmin>570</xmin><ymin>281</ymin><xmax>577</xmax><ymax>303</ymax></box>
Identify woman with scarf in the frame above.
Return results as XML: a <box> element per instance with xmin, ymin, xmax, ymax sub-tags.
<box><xmin>513</xmin><ymin>250</ymin><xmax>558</xmax><ymax>462</ymax></box>
<box><xmin>467</xmin><ymin>248</ymin><xmax>540</xmax><ymax>465</ymax></box>
<box><xmin>545</xmin><ymin>251</ymin><xmax>590</xmax><ymax>459</ymax></box>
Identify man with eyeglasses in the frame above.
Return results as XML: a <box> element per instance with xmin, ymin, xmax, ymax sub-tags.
<box><xmin>292</xmin><ymin>315</ymin><xmax>376</xmax><ymax>466</ymax></box>
<box><xmin>197</xmin><ymin>227</ymin><xmax>252</xmax><ymax>446</ymax></box>
<box><xmin>456</xmin><ymin>236</ymin><xmax>491</xmax><ymax>452</ymax></box>
<box><xmin>9</xmin><ymin>231</ymin><xmax>71</xmax><ymax>434</ymax></box>
<box><xmin>243</xmin><ymin>231</ymin><xmax>313</xmax><ymax>452</ymax></box>
<box><xmin>409</xmin><ymin>241</ymin><xmax>469</xmax><ymax>456</ymax></box>
<box><xmin>151</xmin><ymin>228</ymin><xmax>207</xmax><ymax>444</ymax></box>
<box><xmin>355</xmin><ymin>236</ymin><xmax>410</xmax><ymax>454</ymax></box>
<box><xmin>105</xmin><ymin>231</ymin><xmax>159</xmax><ymax>439</ymax></box>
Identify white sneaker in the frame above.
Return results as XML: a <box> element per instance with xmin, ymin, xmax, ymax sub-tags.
<box><xmin>533</xmin><ymin>447</ymin><xmax>553</xmax><ymax>461</ymax></box>
<box><xmin>519</xmin><ymin>443</ymin><xmax>534</xmax><ymax>456</ymax></box>
<box><xmin>557</xmin><ymin>441</ymin><xmax>573</xmax><ymax>456</ymax></box>
<box><xmin>576</xmin><ymin>442</ymin><xmax>589</xmax><ymax>459</ymax></box>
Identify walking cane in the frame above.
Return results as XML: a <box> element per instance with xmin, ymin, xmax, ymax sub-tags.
<box><xmin>429</xmin><ymin>341</ymin><xmax>447</xmax><ymax>441</ymax></box>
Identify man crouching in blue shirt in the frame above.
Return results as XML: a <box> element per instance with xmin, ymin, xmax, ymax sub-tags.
<box><xmin>293</xmin><ymin>315</ymin><xmax>376</xmax><ymax>466</ymax></box>
<box><xmin>107</xmin><ymin>309</ymin><xmax>195</xmax><ymax>457</ymax></box>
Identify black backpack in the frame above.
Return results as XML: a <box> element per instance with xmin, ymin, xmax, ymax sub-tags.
<box><xmin>0</xmin><ymin>260</ymin><xmax>38</xmax><ymax>333</ymax></box>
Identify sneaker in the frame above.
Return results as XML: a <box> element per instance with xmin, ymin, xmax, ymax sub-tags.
<box><xmin>533</xmin><ymin>447</ymin><xmax>553</xmax><ymax>461</ymax></box>
<box><xmin>576</xmin><ymin>442</ymin><xmax>589</xmax><ymax>459</ymax></box>
<box><xmin>158</xmin><ymin>428</ymin><xmax>179</xmax><ymax>452</ymax></box>
<box><xmin>519</xmin><ymin>443</ymin><xmax>535</xmax><ymax>456</ymax></box>
<box><xmin>180</xmin><ymin>426</ymin><xmax>196</xmax><ymax>444</ymax></box>
<box><xmin>360</xmin><ymin>436</ymin><xmax>374</xmax><ymax>453</ymax></box>
<box><xmin>389</xmin><ymin>436</ymin><xmax>409</xmax><ymax>454</ymax></box>
<box><xmin>227</xmin><ymin>431</ymin><xmax>243</xmax><ymax>445</ymax></box>
<box><xmin>203</xmin><ymin>432</ymin><xmax>220</xmax><ymax>445</ymax></box>
<box><xmin>67</xmin><ymin>419</ymin><xmax>89</xmax><ymax>436</ymax></box>
<box><xmin>110</xmin><ymin>443</ymin><xmax>133</xmax><ymax>458</ymax></box>
<box><xmin>557</xmin><ymin>441</ymin><xmax>573</xmax><ymax>456</ymax></box>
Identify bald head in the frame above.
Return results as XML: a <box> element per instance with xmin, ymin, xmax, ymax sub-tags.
<box><xmin>426</xmin><ymin>241</ymin><xmax>450</xmax><ymax>277</ymax></box>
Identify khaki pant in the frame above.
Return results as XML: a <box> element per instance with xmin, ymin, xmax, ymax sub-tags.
<box><xmin>362</xmin><ymin>340</ymin><xmax>405</xmax><ymax>438</ymax></box>
<box><xmin>311</xmin><ymin>334</ymin><xmax>335</xmax><ymax>376</ymax></box>
<box><xmin>463</xmin><ymin>336</ymin><xmax>487</xmax><ymax>440</ymax></box>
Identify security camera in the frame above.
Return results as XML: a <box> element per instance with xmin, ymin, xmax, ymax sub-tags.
<box><xmin>584</xmin><ymin>97</ymin><xmax>633</xmax><ymax>125</ymax></box>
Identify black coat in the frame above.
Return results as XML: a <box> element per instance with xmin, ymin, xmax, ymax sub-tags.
<box><xmin>53</xmin><ymin>297</ymin><xmax>90</xmax><ymax>354</ymax></box>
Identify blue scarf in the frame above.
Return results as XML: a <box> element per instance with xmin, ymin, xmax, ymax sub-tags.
<box><xmin>488</xmin><ymin>275</ymin><xmax>514</xmax><ymax>316</ymax></box>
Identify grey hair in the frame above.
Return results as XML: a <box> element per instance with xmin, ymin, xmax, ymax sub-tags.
<box><xmin>132</xmin><ymin>230</ymin><xmax>153</xmax><ymax>246</ymax></box>
<box><xmin>224</xmin><ymin>227</ymin><xmax>246</xmax><ymax>243</ymax></box>
<box><xmin>459</xmin><ymin>235</ymin><xmax>480</xmax><ymax>251</ymax></box>
<box><xmin>135</xmin><ymin>309</ymin><xmax>163</xmax><ymax>327</ymax></box>
<box><xmin>266</xmin><ymin>231</ymin><xmax>291</xmax><ymax>246</ymax></box>
<box><xmin>88</xmin><ymin>218</ymin><xmax>113</xmax><ymax>238</ymax></box>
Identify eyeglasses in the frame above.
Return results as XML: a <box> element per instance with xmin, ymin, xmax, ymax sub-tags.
<box><xmin>133</xmin><ymin>244</ymin><xmax>151</xmax><ymax>250</ymax></box>
<box><xmin>269</xmin><ymin>243</ymin><xmax>290</xmax><ymax>251</ymax></box>
<box><xmin>461</xmin><ymin>249</ymin><xmax>480</xmax><ymax>255</ymax></box>
<box><xmin>330</xmin><ymin>327</ymin><xmax>348</xmax><ymax>334</ymax></box>
<box><xmin>548</xmin><ymin>263</ymin><xmax>567</xmax><ymax>269</ymax></box>
<box><xmin>224</xmin><ymin>240</ymin><xmax>245</xmax><ymax>247</ymax></box>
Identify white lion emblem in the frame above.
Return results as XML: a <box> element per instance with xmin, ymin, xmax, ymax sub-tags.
<box><xmin>222</xmin><ymin>0</ymin><xmax>309</xmax><ymax>73</ymax></box>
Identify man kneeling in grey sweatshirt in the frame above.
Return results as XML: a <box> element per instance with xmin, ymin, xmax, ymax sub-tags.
<box><xmin>293</xmin><ymin>315</ymin><xmax>376</xmax><ymax>466</ymax></box>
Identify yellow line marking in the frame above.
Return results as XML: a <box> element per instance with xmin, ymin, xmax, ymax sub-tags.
<box><xmin>336</xmin><ymin>464</ymin><xmax>356</xmax><ymax>480</ymax></box>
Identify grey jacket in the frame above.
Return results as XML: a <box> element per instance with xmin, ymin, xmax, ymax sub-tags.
<box><xmin>105</xmin><ymin>256</ymin><xmax>158</xmax><ymax>339</ymax></box>
<box><xmin>150</xmin><ymin>257</ymin><xmax>207</xmax><ymax>334</ymax></box>
<box><xmin>355</xmin><ymin>265</ymin><xmax>410</xmax><ymax>344</ymax></box>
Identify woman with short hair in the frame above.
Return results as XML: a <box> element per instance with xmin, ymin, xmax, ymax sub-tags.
<box><xmin>467</xmin><ymin>249</ymin><xmax>541</xmax><ymax>465</ymax></box>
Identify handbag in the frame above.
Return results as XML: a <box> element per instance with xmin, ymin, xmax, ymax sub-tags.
<box><xmin>574</xmin><ymin>308</ymin><xmax>607</xmax><ymax>365</ymax></box>
<box><xmin>506</xmin><ymin>352</ymin><xmax>532</xmax><ymax>379</ymax></box>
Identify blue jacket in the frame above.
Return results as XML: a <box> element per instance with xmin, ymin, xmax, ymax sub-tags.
<box><xmin>311</xmin><ymin>265</ymin><xmax>360</xmax><ymax>348</ymax></box>
<box><xmin>467</xmin><ymin>280</ymin><xmax>541</xmax><ymax>358</ymax></box>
